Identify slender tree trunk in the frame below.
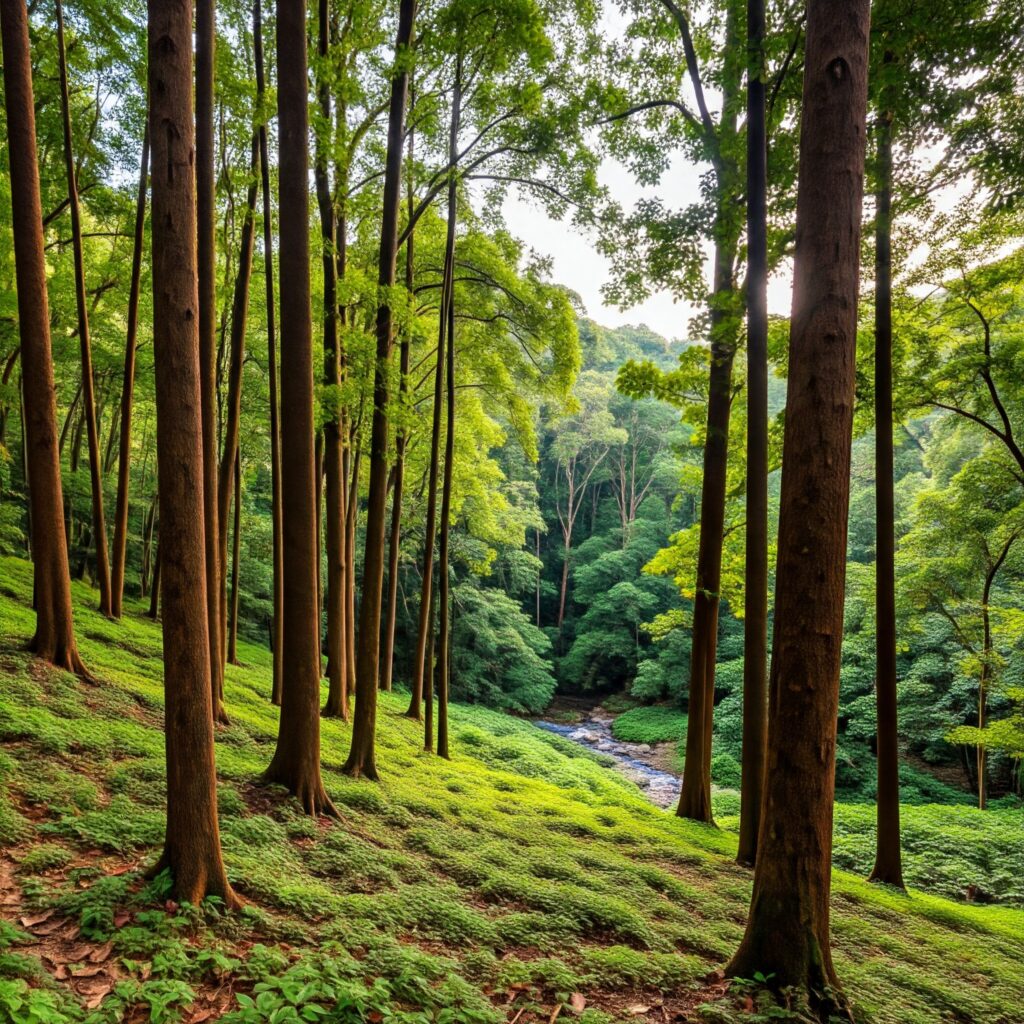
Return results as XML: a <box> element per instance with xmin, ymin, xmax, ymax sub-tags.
<box><xmin>436</xmin><ymin>227</ymin><xmax>460</xmax><ymax>760</ymax></box>
<box><xmin>0</xmin><ymin>346</ymin><xmax>21</xmax><ymax>447</ymax></box>
<box><xmin>409</xmin><ymin>82</ymin><xmax>459</xmax><ymax>722</ymax></box>
<box><xmin>434</xmin><ymin>55</ymin><xmax>462</xmax><ymax>759</ymax></box>
<box><xmin>228</xmin><ymin>449</ymin><xmax>242</xmax><ymax>665</ymax></box>
<box><xmin>56</xmin><ymin>0</ymin><xmax>112</xmax><ymax>617</ymax></box>
<box><xmin>676</xmin><ymin>307</ymin><xmax>734</xmax><ymax>824</ymax></box>
<box><xmin>557</xmin><ymin>537</ymin><xmax>571</xmax><ymax>634</ymax></box>
<box><xmin>737</xmin><ymin>0</ymin><xmax>768</xmax><ymax>868</ymax></box>
<box><xmin>1</xmin><ymin>0</ymin><xmax>87</xmax><ymax>676</ymax></box>
<box><xmin>535</xmin><ymin>528</ymin><xmax>542</xmax><ymax>627</ymax></box>
<box><xmin>263</xmin><ymin>0</ymin><xmax>335</xmax><ymax>816</ymax></box>
<box><xmin>381</xmin><ymin>120</ymin><xmax>416</xmax><ymax>694</ymax></box>
<box><xmin>424</xmin><ymin>582</ymin><xmax>435</xmax><ymax>752</ymax></box>
<box><xmin>316</xmin><ymin>0</ymin><xmax>347</xmax><ymax>719</ymax></box>
<box><xmin>148</xmin><ymin>541</ymin><xmax>160</xmax><ymax>619</ymax></box>
<box><xmin>676</xmin><ymin>1</ymin><xmax>743</xmax><ymax>826</ymax></box>
<box><xmin>869</xmin><ymin>96</ymin><xmax>904</xmax><ymax>888</ymax></box>
<box><xmin>217</xmin><ymin>135</ymin><xmax>259</xmax><ymax>664</ymax></box>
<box><xmin>344</xmin><ymin>0</ymin><xmax>416</xmax><ymax>779</ymax></box>
<box><xmin>345</xmin><ymin>438</ymin><xmax>360</xmax><ymax>696</ymax></box>
<box><xmin>726</xmin><ymin>0</ymin><xmax>871</xmax><ymax>1007</ymax></box>
<box><xmin>196</xmin><ymin>0</ymin><xmax>226</xmax><ymax>722</ymax></box>
<box><xmin>146</xmin><ymin>0</ymin><xmax>237</xmax><ymax>908</ymax></box>
<box><xmin>111</xmin><ymin>128</ymin><xmax>149</xmax><ymax>619</ymax></box>
<box><xmin>254</xmin><ymin>0</ymin><xmax>283</xmax><ymax>706</ymax></box>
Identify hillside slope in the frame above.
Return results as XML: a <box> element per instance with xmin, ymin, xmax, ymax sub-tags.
<box><xmin>1</xmin><ymin>556</ymin><xmax>1022</xmax><ymax>1024</ymax></box>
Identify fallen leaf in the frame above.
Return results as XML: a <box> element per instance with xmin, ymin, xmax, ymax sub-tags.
<box><xmin>31</xmin><ymin>916</ymin><xmax>68</xmax><ymax>936</ymax></box>
<box><xmin>548</xmin><ymin>1006</ymin><xmax>562</xmax><ymax>1024</ymax></box>
<box><xmin>569</xmin><ymin>992</ymin><xmax>586</xmax><ymax>1014</ymax></box>
<box><xmin>71</xmin><ymin>965</ymin><xmax>107</xmax><ymax>979</ymax></box>
<box><xmin>113</xmin><ymin>910</ymin><xmax>131</xmax><ymax>928</ymax></box>
<box><xmin>188</xmin><ymin>1012</ymin><xmax>213</xmax><ymax>1023</ymax></box>
<box><xmin>54</xmin><ymin>964</ymin><xmax>70</xmax><ymax>981</ymax></box>
<box><xmin>88</xmin><ymin>941</ymin><xmax>114</xmax><ymax>963</ymax></box>
<box><xmin>628</xmin><ymin>1006</ymin><xmax>651</xmax><ymax>1016</ymax></box>
<box><xmin>20</xmin><ymin>909</ymin><xmax>54</xmax><ymax>928</ymax></box>
<box><xmin>63</xmin><ymin>945</ymin><xmax>94</xmax><ymax>963</ymax></box>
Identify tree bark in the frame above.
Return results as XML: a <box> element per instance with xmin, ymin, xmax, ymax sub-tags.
<box><xmin>869</xmin><ymin>96</ymin><xmax>904</xmax><ymax>888</ymax></box>
<box><xmin>56</xmin><ymin>0</ymin><xmax>112</xmax><ymax>617</ymax></box>
<box><xmin>148</xmin><ymin>540</ymin><xmax>160</xmax><ymax>619</ymax></box>
<box><xmin>434</xmin><ymin>53</ymin><xmax>462</xmax><ymax>758</ymax></box>
<box><xmin>262</xmin><ymin>0</ymin><xmax>335</xmax><ymax>816</ymax></box>
<box><xmin>146</xmin><ymin>0</ymin><xmax>237</xmax><ymax>908</ymax></box>
<box><xmin>436</xmin><ymin>227</ymin><xmax>460</xmax><ymax>760</ymax></box>
<box><xmin>737</xmin><ymin>0</ymin><xmax>768</xmax><ymax>868</ymax></box>
<box><xmin>228</xmin><ymin>449</ymin><xmax>242</xmax><ymax>665</ymax></box>
<box><xmin>1</xmin><ymin>0</ymin><xmax>87</xmax><ymax>676</ymax></box>
<box><xmin>408</xmin><ymin>80</ymin><xmax>458</xmax><ymax>723</ymax></box>
<box><xmin>726</xmin><ymin>0</ymin><xmax>871</xmax><ymax>1008</ymax></box>
<box><xmin>344</xmin><ymin>0</ymin><xmax>416</xmax><ymax>779</ymax></box>
<box><xmin>381</xmin><ymin>121</ymin><xmax>416</xmax><ymax>694</ymax></box>
<box><xmin>111</xmin><ymin>126</ymin><xmax>148</xmax><ymax>617</ymax></box>
<box><xmin>217</xmin><ymin>135</ymin><xmax>259</xmax><ymax>664</ymax></box>
<box><xmin>316</xmin><ymin>0</ymin><xmax>348</xmax><ymax>720</ymax></box>
<box><xmin>253</xmin><ymin>0</ymin><xmax>283</xmax><ymax>706</ymax></box>
<box><xmin>196</xmin><ymin>0</ymin><xmax>226</xmax><ymax>722</ymax></box>
<box><xmin>675</xmin><ymin>1</ymin><xmax>742</xmax><ymax>827</ymax></box>
<box><xmin>675</xmin><ymin>311</ymin><xmax>734</xmax><ymax>823</ymax></box>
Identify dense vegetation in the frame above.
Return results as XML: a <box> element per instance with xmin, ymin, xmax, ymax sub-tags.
<box><xmin>1</xmin><ymin>0</ymin><xmax>1024</xmax><ymax>1020</ymax></box>
<box><xmin>3</xmin><ymin>566</ymin><xmax>1024</xmax><ymax>1024</ymax></box>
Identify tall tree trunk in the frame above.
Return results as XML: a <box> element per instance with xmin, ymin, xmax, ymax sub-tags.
<box><xmin>196</xmin><ymin>0</ymin><xmax>226</xmax><ymax>722</ymax></box>
<box><xmin>675</xmin><ymin>1</ymin><xmax>742</xmax><ymax>826</ymax></box>
<box><xmin>146</xmin><ymin>0</ymin><xmax>237</xmax><ymax>908</ymax></box>
<box><xmin>737</xmin><ymin>0</ymin><xmax>768</xmax><ymax>868</ymax></box>
<box><xmin>217</xmin><ymin>135</ymin><xmax>259</xmax><ymax>664</ymax></box>
<box><xmin>726</xmin><ymin>0</ymin><xmax>871</xmax><ymax>1007</ymax></box>
<box><xmin>408</xmin><ymin>92</ymin><xmax>458</xmax><ymax>722</ymax></box>
<box><xmin>344</xmin><ymin>0</ymin><xmax>416</xmax><ymax>778</ymax></box>
<box><xmin>56</xmin><ymin>0</ymin><xmax>112</xmax><ymax>617</ymax></box>
<box><xmin>228</xmin><ymin>449</ymin><xmax>242</xmax><ymax>665</ymax></box>
<box><xmin>381</xmin><ymin>120</ymin><xmax>416</xmax><ymax>694</ymax></box>
<box><xmin>345</xmin><ymin>437</ymin><xmax>360</xmax><ymax>696</ymax></box>
<box><xmin>433</xmin><ymin>55</ymin><xmax>461</xmax><ymax>760</ymax></box>
<box><xmin>263</xmin><ymin>0</ymin><xmax>335</xmax><ymax>816</ymax></box>
<box><xmin>316</xmin><ymin>0</ymin><xmax>347</xmax><ymax>720</ymax></box>
<box><xmin>110</xmin><ymin>127</ymin><xmax>148</xmax><ymax>619</ymax></box>
<box><xmin>148</xmin><ymin>540</ymin><xmax>160</xmax><ymax>619</ymax></box>
<box><xmin>869</xmin><ymin>94</ymin><xmax>904</xmax><ymax>888</ymax></box>
<box><xmin>254</xmin><ymin>0</ymin><xmax>283</xmax><ymax>706</ymax></box>
<box><xmin>675</xmin><ymin>295</ymin><xmax>734</xmax><ymax>824</ymax></box>
<box><xmin>424</xmin><ymin>583</ymin><xmax>435</xmax><ymax>752</ymax></box>
<box><xmin>1</xmin><ymin>0</ymin><xmax>87</xmax><ymax>676</ymax></box>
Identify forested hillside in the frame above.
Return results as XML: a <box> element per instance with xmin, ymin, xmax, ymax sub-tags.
<box><xmin>2</xmin><ymin>0</ymin><xmax>1024</xmax><ymax>1021</ymax></box>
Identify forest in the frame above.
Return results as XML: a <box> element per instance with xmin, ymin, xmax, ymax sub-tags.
<box><xmin>1</xmin><ymin>0</ymin><xmax>1023</xmax><ymax>1021</ymax></box>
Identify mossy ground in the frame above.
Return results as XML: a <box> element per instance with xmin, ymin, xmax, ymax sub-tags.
<box><xmin>1</xmin><ymin>556</ymin><xmax>1023</xmax><ymax>1024</ymax></box>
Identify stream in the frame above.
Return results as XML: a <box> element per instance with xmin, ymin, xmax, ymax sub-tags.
<box><xmin>534</xmin><ymin>711</ymin><xmax>680</xmax><ymax>808</ymax></box>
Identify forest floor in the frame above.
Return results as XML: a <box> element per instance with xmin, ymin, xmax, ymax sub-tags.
<box><xmin>2</xmin><ymin>556</ymin><xmax>1024</xmax><ymax>1024</ymax></box>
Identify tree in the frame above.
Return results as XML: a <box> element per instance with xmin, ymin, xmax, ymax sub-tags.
<box><xmin>253</xmin><ymin>0</ymin><xmax>283</xmax><ymax>705</ymax></box>
<box><xmin>727</xmin><ymin>0</ymin><xmax>871</xmax><ymax>1008</ymax></box>
<box><xmin>110</xmin><ymin>126</ymin><xmax>149</xmax><ymax>619</ymax></box>
<box><xmin>869</xmin><ymin>93</ymin><xmax>903</xmax><ymax>887</ymax></box>
<box><xmin>56</xmin><ymin>0</ymin><xmax>112</xmax><ymax>617</ymax></box>
<box><xmin>737</xmin><ymin>0</ymin><xmax>768</xmax><ymax>868</ymax></box>
<box><xmin>0</xmin><ymin>0</ymin><xmax>87</xmax><ymax>676</ymax></box>
<box><xmin>900</xmin><ymin>441</ymin><xmax>1024</xmax><ymax>810</ymax></box>
<box><xmin>550</xmin><ymin>372</ymin><xmax>625</xmax><ymax>639</ymax></box>
<box><xmin>196</xmin><ymin>0</ymin><xmax>225</xmax><ymax>722</ymax></box>
<box><xmin>145</xmin><ymin>0</ymin><xmax>237</xmax><ymax>908</ymax></box>
<box><xmin>263</xmin><ymin>0</ymin><xmax>335</xmax><ymax>816</ymax></box>
<box><xmin>344</xmin><ymin>0</ymin><xmax>416</xmax><ymax>780</ymax></box>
